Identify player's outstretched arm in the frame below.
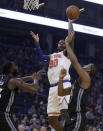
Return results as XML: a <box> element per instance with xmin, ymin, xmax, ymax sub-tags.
<box><xmin>8</xmin><ymin>78</ymin><xmax>38</xmax><ymax>94</ymax></box>
<box><xmin>68</xmin><ymin>20</ymin><xmax>75</xmax><ymax>50</ymax></box>
<box><xmin>58</xmin><ymin>69</ymin><xmax>71</xmax><ymax>96</ymax></box>
<box><xmin>30</xmin><ymin>31</ymin><xmax>50</xmax><ymax>62</ymax></box>
<box><xmin>65</xmin><ymin>31</ymin><xmax>91</xmax><ymax>89</ymax></box>
<box><xmin>18</xmin><ymin>69</ymin><xmax>46</xmax><ymax>82</ymax></box>
<box><xmin>68</xmin><ymin>8</ymin><xmax>85</xmax><ymax>50</ymax></box>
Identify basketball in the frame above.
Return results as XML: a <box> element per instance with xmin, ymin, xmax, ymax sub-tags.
<box><xmin>66</xmin><ymin>5</ymin><xmax>80</xmax><ymax>20</ymax></box>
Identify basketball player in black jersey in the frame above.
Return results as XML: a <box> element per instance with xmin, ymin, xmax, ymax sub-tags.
<box><xmin>0</xmin><ymin>61</ymin><xmax>44</xmax><ymax>131</ymax></box>
<box><xmin>58</xmin><ymin>31</ymin><xmax>98</xmax><ymax>131</ymax></box>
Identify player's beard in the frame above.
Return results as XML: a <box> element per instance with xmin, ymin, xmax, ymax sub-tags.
<box><xmin>58</xmin><ymin>46</ymin><xmax>65</xmax><ymax>52</ymax></box>
<box><xmin>12</xmin><ymin>69</ymin><xmax>19</xmax><ymax>77</ymax></box>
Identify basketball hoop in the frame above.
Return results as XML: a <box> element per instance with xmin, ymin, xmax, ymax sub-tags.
<box><xmin>23</xmin><ymin>0</ymin><xmax>44</xmax><ymax>11</ymax></box>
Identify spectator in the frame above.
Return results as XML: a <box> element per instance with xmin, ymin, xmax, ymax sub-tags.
<box><xmin>18</xmin><ymin>124</ymin><xmax>25</xmax><ymax>131</ymax></box>
<box><xmin>32</xmin><ymin>128</ymin><xmax>39</xmax><ymax>131</ymax></box>
<box><xmin>40</xmin><ymin>126</ymin><xmax>47</xmax><ymax>131</ymax></box>
<box><xmin>92</xmin><ymin>127</ymin><xmax>97</xmax><ymax>131</ymax></box>
<box><xmin>28</xmin><ymin>105</ymin><xmax>37</xmax><ymax>115</ymax></box>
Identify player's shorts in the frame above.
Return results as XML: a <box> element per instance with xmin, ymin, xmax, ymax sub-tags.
<box><xmin>0</xmin><ymin>113</ymin><xmax>17</xmax><ymax>131</ymax></box>
<box><xmin>47</xmin><ymin>80</ymin><xmax>71</xmax><ymax>116</ymax></box>
<box><xmin>63</xmin><ymin>113</ymin><xmax>86</xmax><ymax>131</ymax></box>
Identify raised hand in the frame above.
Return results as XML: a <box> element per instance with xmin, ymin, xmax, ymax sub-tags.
<box><xmin>32</xmin><ymin>69</ymin><xmax>46</xmax><ymax>81</ymax></box>
<box><xmin>30</xmin><ymin>31</ymin><xmax>39</xmax><ymax>46</ymax></box>
<box><xmin>60</xmin><ymin>69</ymin><xmax>67</xmax><ymax>79</ymax></box>
<box><xmin>32</xmin><ymin>72</ymin><xmax>37</xmax><ymax>80</ymax></box>
<box><xmin>79</xmin><ymin>8</ymin><xmax>85</xmax><ymax>13</ymax></box>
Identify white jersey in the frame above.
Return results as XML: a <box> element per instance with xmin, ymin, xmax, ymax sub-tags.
<box><xmin>47</xmin><ymin>51</ymin><xmax>71</xmax><ymax>85</ymax></box>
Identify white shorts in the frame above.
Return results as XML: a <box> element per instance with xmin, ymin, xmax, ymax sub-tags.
<box><xmin>47</xmin><ymin>82</ymin><xmax>71</xmax><ymax>116</ymax></box>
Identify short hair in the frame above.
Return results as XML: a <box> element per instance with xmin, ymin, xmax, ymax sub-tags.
<box><xmin>2</xmin><ymin>61</ymin><xmax>13</xmax><ymax>75</ymax></box>
<box><xmin>90</xmin><ymin>64</ymin><xmax>98</xmax><ymax>78</ymax></box>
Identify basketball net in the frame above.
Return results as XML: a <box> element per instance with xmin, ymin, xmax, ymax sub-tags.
<box><xmin>23</xmin><ymin>0</ymin><xmax>44</xmax><ymax>11</ymax></box>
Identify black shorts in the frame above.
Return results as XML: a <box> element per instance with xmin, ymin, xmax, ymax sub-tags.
<box><xmin>63</xmin><ymin>113</ymin><xmax>86</xmax><ymax>131</ymax></box>
<box><xmin>0</xmin><ymin>113</ymin><xmax>17</xmax><ymax>131</ymax></box>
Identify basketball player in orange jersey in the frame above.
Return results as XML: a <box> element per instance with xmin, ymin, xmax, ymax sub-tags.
<box><xmin>30</xmin><ymin>4</ymin><xmax>85</xmax><ymax>129</ymax></box>
<box><xmin>30</xmin><ymin>7</ymin><xmax>85</xmax><ymax>130</ymax></box>
<box><xmin>30</xmin><ymin>19</ymin><xmax>74</xmax><ymax>131</ymax></box>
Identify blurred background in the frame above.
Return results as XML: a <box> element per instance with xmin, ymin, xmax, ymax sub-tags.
<box><xmin>0</xmin><ymin>0</ymin><xmax>103</xmax><ymax>131</ymax></box>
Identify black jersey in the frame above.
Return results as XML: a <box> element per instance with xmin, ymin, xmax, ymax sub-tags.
<box><xmin>68</xmin><ymin>80</ymin><xmax>90</xmax><ymax>114</ymax></box>
<box><xmin>0</xmin><ymin>75</ymin><xmax>18</xmax><ymax>114</ymax></box>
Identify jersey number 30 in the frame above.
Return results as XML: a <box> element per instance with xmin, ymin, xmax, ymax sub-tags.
<box><xmin>49</xmin><ymin>59</ymin><xmax>58</xmax><ymax>69</ymax></box>
<box><xmin>0</xmin><ymin>88</ymin><xmax>2</xmax><ymax>98</ymax></box>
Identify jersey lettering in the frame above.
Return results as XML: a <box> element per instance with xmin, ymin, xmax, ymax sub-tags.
<box><xmin>49</xmin><ymin>59</ymin><xmax>58</xmax><ymax>69</ymax></box>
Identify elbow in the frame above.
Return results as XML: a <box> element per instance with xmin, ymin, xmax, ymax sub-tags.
<box><xmin>83</xmin><ymin>80</ymin><xmax>91</xmax><ymax>90</ymax></box>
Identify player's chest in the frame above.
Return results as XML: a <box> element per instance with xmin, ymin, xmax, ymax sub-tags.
<box><xmin>49</xmin><ymin>54</ymin><xmax>69</xmax><ymax>69</ymax></box>
<box><xmin>49</xmin><ymin>54</ymin><xmax>64</xmax><ymax>68</ymax></box>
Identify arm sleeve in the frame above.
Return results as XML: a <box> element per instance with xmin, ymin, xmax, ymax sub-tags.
<box><xmin>36</xmin><ymin>45</ymin><xmax>50</xmax><ymax>61</ymax></box>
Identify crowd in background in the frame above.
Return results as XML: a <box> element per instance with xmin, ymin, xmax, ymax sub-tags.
<box><xmin>0</xmin><ymin>42</ymin><xmax>103</xmax><ymax>131</ymax></box>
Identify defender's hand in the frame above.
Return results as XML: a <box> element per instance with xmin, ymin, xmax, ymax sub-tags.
<box><xmin>65</xmin><ymin>31</ymin><xmax>75</xmax><ymax>45</ymax></box>
<box><xmin>32</xmin><ymin>69</ymin><xmax>46</xmax><ymax>81</ymax></box>
<box><xmin>32</xmin><ymin>72</ymin><xmax>37</xmax><ymax>80</ymax></box>
<box><xmin>30</xmin><ymin>31</ymin><xmax>39</xmax><ymax>46</ymax></box>
<box><xmin>36</xmin><ymin>69</ymin><xmax>46</xmax><ymax>81</ymax></box>
<box><xmin>60</xmin><ymin>69</ymin><xmax>67</xmax><ymax>79</ymax></box>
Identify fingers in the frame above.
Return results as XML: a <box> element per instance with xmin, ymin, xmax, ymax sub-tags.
<box><xmin>61</xmin><ymin>68</ymin><xmax>67</xmax><ymax>74</ymax></box>
<box><xmin>37</xmin><ymin>69</ymin><xmax>46</xmax><ymax>75</ymax></box>
<box><xmin>68</xmin><ymin>18</ymin><xmax>77</xmax><ymax>23</ymax></box>
<box><xmin>30</xmin><ymin>31</ymin><xmax>36</xmax><ymax>36</ymax></box>
<box><xmin>30</xmin><ymin>31</ymin><xmax>39</xmax><ymax>38</ymax></box>
<box><xmin>32</xmin><ymin>72</ymin><xmax>37</xmax><ymax>80</ymax></box>
<box><xmin>30</xmin><ymin>31</ymin><xmax>34</xmax><ymax>35</ymax></box>
<box><xmin>37</xmin><ymin>34</ymin><xmax>39</xmax><ymax>38</ymax></box>
<box><xmin>30</xmin><ymin>31</ymin><xmax>35</xmax><ymax>37</ymax></box>
<box><xmin>79</xmin><ymin>8</ymin><xmax>85</xmax><ymax>13</ymax></box>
